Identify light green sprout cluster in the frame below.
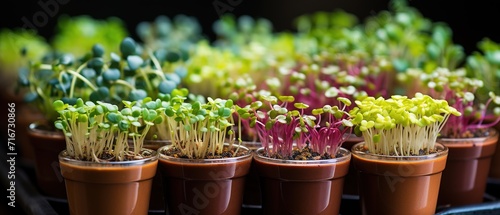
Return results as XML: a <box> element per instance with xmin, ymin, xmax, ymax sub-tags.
<box><xmin>140</xmin><ymin>88</ymin><xmax>238</xmax><ymax>159</ymax></box>
<box><xmin>349</xmin><ymin>93</ymin><xmax>461</xmax><ymax>156</ymax></box>
<box><xmin>53</xmin><ymin>98</ymin><xmax>161</xmax><ymax>162</ymax></box>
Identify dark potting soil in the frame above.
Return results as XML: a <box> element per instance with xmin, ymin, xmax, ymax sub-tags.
<box><xmin>258</xmin><ymin>145</ymin><xmax>343</xmax><ymax>160</ymax></box>
<box><xmin>161</xmin><ymin>144</ymin><xmax>250</xmax><ymax>159</ymax></box>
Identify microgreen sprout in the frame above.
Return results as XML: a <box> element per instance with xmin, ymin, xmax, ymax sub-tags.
<box><xmin>53</xmin><ymin>98</ymin><xmax>162</xmax><ymax>162</ymax></box>
<box><xmin>237</xmin><ymin>94</ymin><xmax>353</xmax><ymax>159</ymax></box>
<box><xmin>18</xmin><ymin>36</ymin><xmax>186</xmax><ymax>126</ymax></box>
<box><xmin>349</xmin><ymin>93</ymin><xmax>461</xmax><ymax>156</ymax></box>
<box><xmin>407</xmin><ymin>67</ymin><xmax>500</xmax><ymax>137</ymax></box>
<box><xmin>158</xmin><ymin>89</ymin><xmax>239</xmax><ymax>159</ymax></box>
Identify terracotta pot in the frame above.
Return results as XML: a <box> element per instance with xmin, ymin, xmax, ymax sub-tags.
<box><xmin>253</xmin><ymin>147</ymin><xmax>351</xmax><ymax>215</ymax></box>
<box><xmin>16</xmin><ymin>105</ymin><xmax>45</xmax><ymax>166</ymax></box>
<box><xmin>158</xmin><ymin>144</ymin><xmax>252</xmax><ymax>215</ymax></box>
<box><xmin>342</xmin><ymin>135</ymin><xmax>364</xmax><ymax>196</ymax></box>
<box><xmin>27</xmin><ymin>121</ymin><xmax>67</xmax><ymax>199</ymax></box>
<box><xmin>141</xmin><ymin>140</ymin><xmax>169</xmax><ymax>212</ymax></box>
<box><xmin>352</xmin><ymin>142</ymin><xmax>448</xmax><ymax>215</ymax></box>
<box><xmin>241</xmin><ymin>141</ymin><xmax>263</xmax><ymax>208</ymax></box>
<box><xmin>488</xmin><ymin>121</ymin><xmax>500</xmax><ymax>179</ymax></box>
<box><xmin>437</xmin><ymin>128</ymin><xmax>498</xmax><ymax>207</ymax></box>
<box><xmin>59</xmin><ymin>148</ymin><xmax>158</xmax><ymax>215</ymax></box>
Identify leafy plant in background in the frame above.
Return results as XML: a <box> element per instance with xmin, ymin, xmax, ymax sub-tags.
<box><xmin>292</xmin><ymin>10</ymin><xmax>395</xmax><ymax>98</ymax></box>
<box><xmin>466</xmin><ymin>38</ymin><xmax>500</xmax><ymax>106</ymax></box>
<box><xmin>363</xmin><ymin>0</ymin><xmax>465</xmax><ymax>95</ymax></box>
<box><xmin>407</xmin><ymin>67</ymin><xmax>500</xmax><ymax>138</ymax></box>
<box><xmin>51</xmin><ymin>15</ymin><xmax>129</xmax><ymax>57</ymax></box>
<box><xmin>236</xmin><ymin>93</ymin><xmax>353</xmax><ymax>159</ymax></box>
<box><xmin>349</xmin><ymin>93</ymin><xmax>460</xmax><ymax>156</ymax></box>
<box><xmin>293</xmin><ymin>9</ymin><xmax>361</xmax><ymax>61</ymax></box>
<box><xmin>18</xmin><ymin>36</ymin><xmax>184</xmax><ymax>127</ymax></box>
<box><xmin>0</xmin><ymin>28</ymin><xmax>50</xmax><ymax>98</ymax></box>
<box><xmin>186</xmin><ymin>14</ymin><xmax>296</xmax><ymax>99</ymax></box>
<box><xmin>53</xmin><ymin>98</ymin><xmax>161</xmax><ymax>162</ymax></box>
<box><xmin>136</xmin><ymin>14</ymin><xmax>204</xmax><ymax>57</ymax></box>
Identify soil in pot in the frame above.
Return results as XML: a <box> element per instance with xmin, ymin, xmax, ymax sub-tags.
<box><xmin>158</xmin><ymin>144</ymin><xmax>252</xmax><ymax>215</ymax></box>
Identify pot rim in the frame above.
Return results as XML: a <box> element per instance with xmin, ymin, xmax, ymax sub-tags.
<box><xmin>59</xmin><ymin>148</ymin><xmax>158</xmax><ymax>166</ymax></box>
<box><xmin>254</xmin><ymin>146</ymin><xmax>351</xmax><ymax>164</ymax></box>
<box><xmin>438</xmin><ymin>127</ymin><xmax>498</xmax><ymax>142</ymax></box>
<box><xmin>158</xmin><ymin>143</ymin><xmax>252</xmax><ymax>163</ymax></box>
<box><xmin>28</xmin><ymin>121</ymin><xmax>64</xmax><ymax>136</ymax></box>
<box><xmin>351</xmin><ymin>142</ymin><xmax>448</xmax><ymax>161</ymax></box>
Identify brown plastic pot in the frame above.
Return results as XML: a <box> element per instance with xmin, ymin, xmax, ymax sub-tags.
<box><xmin>158</xmin><ymin>144</ymin><xmax>252</xmax><ymax>215</ymax></box>
<box><xmin>141</xmin><ymin>140</ymin><xmax>170</xmax><ymax>212</ymax></box>
<box><xmin>352</xmin><ymin>142</ymin><xmax>448</xmax><ymax>215</ymax></box>
<box><xmin>27</xmin><ymin>121</ymin><xmax>67</xmax><ymax>199</ymax></box>
<box><xmin>488</xmin><ymin>121</ymin><xmax>500</xmax><ymax>179</ymax></box>
<box><xmin>59</xmin><ymin>148</ymin><xmax>158</xmax><ymax>215</ymax></box>
<box><xmin>437</xmin><ymin>128</ymin><xmax>498</xmax><ymax>207</ymax></box>
<box><xmin>342</xmin><ymin>135</ymin><xmax>364</xmax><ymax>196</ymax></box>
<box><xmin>241</xmin><ymin>141</ymin><xmax>263</xmax><ymax>208</ymax></box>
<box><xmin>253</xmin><ymin>147</ymin><xmax>351</xmax><ymax>215</ymax></box>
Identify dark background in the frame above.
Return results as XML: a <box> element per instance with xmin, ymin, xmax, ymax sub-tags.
<box><xmin>0</xmin><ymin>0</ymin><xmax>499</xmax><ymax>57</ymax></box>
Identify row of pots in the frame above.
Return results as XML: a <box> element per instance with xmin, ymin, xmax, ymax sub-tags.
<box><xmin>22</xmin><ymin>121</ymin><xmax>500</xmax><ymax>215</ymax></box>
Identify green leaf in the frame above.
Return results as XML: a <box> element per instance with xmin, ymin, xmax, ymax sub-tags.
<box><xmin>265</xmin><ymin>120</ymin><xmax>274</xmax><ymax>130</ymax></box>
<box><xmin>127</xmin><ymin>55</ymin><xmax>144</xmax><ymax>70</ymax></box>
<box><xmin>165</xmin><ymin>106</ymin><xmax>175</xmax><ymax>117</ymax></box>
<box><xmin>278</xmin><ymin>96</ymin><xmax>294</xmax><ymax>103</ymax></box>
<box><xmin>225</xmin><ymin>99</ymin><xmax>233</xmax><ymax>108</ymax></box>
<box><xmin>59</xmin><ymin>54</ymin><xmax>74</xmax><ymax>66</ymax></box>
<box><xmin>81</xmin><ymin>68</ymin><xmax>96</xmax><ymax>79</ymax></box>
<box><xmin>311</xmin><ymin>108</ymin><xmax>324</xmax><ymax>115</ymax></box>
<box><xmin>153</xmin><ymin>116</ymin><xmax>163</xmax><ymax>124</ymax></box>
<box><xmin>120</xmin><ymin>37</ymin><xmax>136</xmax><ymax>57</ymax></box>
<box><xmin>129</xmin><ymin>89</ymin><xmax>147</xmax><ymax>101</ymax></box>
<box><xmin>53</xmin><ymin>100</ymin><xmax>66</xmax><ymax>111</ymax></box>
<box><xmin>23</xmin><ymin>92</ymin><xmax>38</xmax><ymax>103</ymax></box>
<box><xmin>54</xmin><ymin>121</ymin><xmax>64</xmax><ymax>130</ymax></box>
<box><xmin>92</xmin><ymin>44</ymin><xmax>105</xmax><ymax>57</ymax></box>
<box><xmin>102</xmin><ymin>68</ymin><xmax>120</xmax><ymax>81</ymax></box>
<box><xmin>158</xmin><ymin>80</ymin><xmax>177</xmax><ymax>94</ymax></box>
<box><xmin>77</xmin><ymin>114</ymin><xmax>88</xmax><ymax>123</ymax></box>
<box><xmin>121</xmin><ymin>108</ymin><xmax>132</xmax><ymax>116</ymax></box>
<box><xmin>75</xmin><ymin>98</ymin><xmax>84</xmax><ymax>107</ymax></box>
<box><xmin>118</xmin><ymin>120</ymin><xmax>130</xmax><ymax>131</ymax></box>
<box><xmin>107</xmin><ymin>112</ymin><xmax>121</xmax><ymax>123</ymax></box>
<box><xmin>294</xmin><ymin>103</ymin><xmax>309</xmax><ymax>109</ymax></box>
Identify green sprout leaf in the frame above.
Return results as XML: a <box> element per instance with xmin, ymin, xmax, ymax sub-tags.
<box><xmin>127</xmin><ymin>55</ymin><xmax>144</xmax><ymax>70</ymax></box>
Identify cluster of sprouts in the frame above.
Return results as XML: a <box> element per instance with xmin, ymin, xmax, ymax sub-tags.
<box><xmin>404</xmin><ymin>67</ymin><xmax>500</xmax><ymax>138</ymax></box>
<box><xmin>236</xmin><ymin>93</ymin><xmax>353</xmax><ymax>159</ymax></box>
<box><xmin>349</xmin><ymin>93</ymin><xmax>461</xmax><ymax>156</ymax></box>
<box><xmin>53</xmin><ymin>98</ymin><xmax>161</xmax><ymax>162</ymax></box>
<box><xmin>149</xmin><ymin>89</ymin><xmax>239</xmax><ymax>159</ymax></box>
